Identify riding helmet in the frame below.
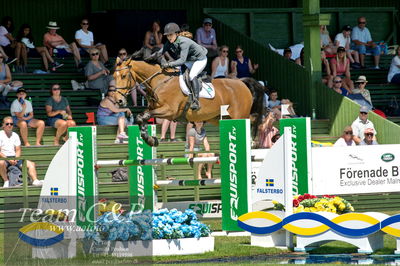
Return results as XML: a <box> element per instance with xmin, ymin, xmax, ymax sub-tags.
<box><xmin>163</xmin><ymin>23</ymin><xmax>180</xmax><ymax>35</ymax></box>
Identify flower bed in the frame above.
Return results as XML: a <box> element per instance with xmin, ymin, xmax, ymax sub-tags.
<box><xmin>84</xmin><ymin>208</ymin><xmax>214</xmax><ymax>256</ymax></box>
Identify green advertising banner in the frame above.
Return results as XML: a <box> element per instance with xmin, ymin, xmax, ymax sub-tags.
<box><xmin>279</xmin><ymin>118</ymin><xmax>311</xmax><ymax>195</ymax></box>
<box><xmin>68</xmin><ymin>126</ymin><xmax>97</xmax><ymax>230</ymax></box>
<box><xmin>220</xmin><ymin>119</ymin><xmax>251</xmax><ymax>231</ymax></box>
<box><xmin>128</xmin><ymin>125</ymin><xmax>155</xmax><ymax>211</ymax></box>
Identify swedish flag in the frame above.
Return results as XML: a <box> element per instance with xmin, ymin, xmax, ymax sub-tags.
<box><xmin>265</xmin><ymin>179</ymin><xmax>274</xmax><ymax>187</ymax></box>
<box><xmin>50</xmin><ymin>187</ymin><xmax>59</xmax><ymax>196</ymax></box>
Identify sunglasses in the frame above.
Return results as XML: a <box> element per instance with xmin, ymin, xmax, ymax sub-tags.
<box><xmin>356</xmin><ymin>82</ymin><xmax>366</xmax><ymax>85</ymax></box>
<box><xmin>236</xmin><ymin>50</ymin><xmax>243</xmax><ymax>53</ymax></box>
<box><xmin>82</xmin><ymin>23</ymin><xmax>89</xmax><ymax>25</ymax></box>
<box><xmin>52</xmin><ymin>87</ymin><xmax>60</xmax><ymax>90</ymax></box>
<box><xmin>91</xmin><ymin>53</ymin><xmax>99</xmax><ymax>56</ymax></box>
<box><xmin>222</xmin><ymin>50</ymin><xmax>228</xmax><ymax>53</ymax></box>
<box><xmin>204</xmin><ymin>23</ymin><xmax>212</xmax><ymax>26</ymax></box>
<box><xmin>360</xmin><ymin>112</ymin><xmax>368</xmax><ymax>115</ymax></box>
<box><xmin>334</xmin><ymin>80</ymin><xmax>342</xmax><ymax>83</ymax></box>
<box><xmin>358</xmin><ymin>21</ymin><xmax>366</xmax><ymax>24</ymax></box>
<box><xmin>365</xmin><ymin>133</ymin><xmax>374</xmax><ymax>136</ymax></box>
<box><xmin>119</xmin><ymin>53</ymin><xmax>127</xmax><ymax>56</ymax></box>
<box><xmin>5</xmin><ymin>123</ymin><xmax>13</xmax><ymax>126</ymax></box>
<box><xmin>345</xmin><ymin>131</ymin><xmax>353</xmax><ymax>135</ymax></box>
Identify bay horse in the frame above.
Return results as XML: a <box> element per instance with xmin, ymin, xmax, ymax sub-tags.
<box><xmin>113</xmin><ymin>58</ymin><xmax>265</xmax><ymax>146</ymax></box>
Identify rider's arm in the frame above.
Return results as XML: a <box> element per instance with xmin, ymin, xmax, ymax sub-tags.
<box><xmin>168</xmin><ymin>41</ymin><xmax>189</xmax><ymax>67</ymax></box>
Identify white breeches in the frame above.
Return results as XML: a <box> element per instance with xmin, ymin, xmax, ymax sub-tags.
<box><xmin>184</xmin><ymin>57</ymin><xmax>207</xmax><ymax>81</ymax></box>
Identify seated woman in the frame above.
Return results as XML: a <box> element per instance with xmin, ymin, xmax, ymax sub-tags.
<box><xmin>85</xmin><ymin>48</ymin><xmax>114</xmax><ymax>94</ymax></box>
<box><xmin>333</xmin><ymin>126</ymin><xmax>356</xmax><ymax>147</ymax></box>
<box><xmin>320</xmin><ymin>25</ymin><xmax>337</xmax><ymax>55</ymax></box>
<box><xmin>97</xmin><ymin>86</ymin><xmax>132</xmax><ymax>143</ymax></box>
<box><xmin>0</xmin><ymin>51</ymin><xmax>23</xmax><ymax>96</ymax></box>
<box><xmin>45</xmin><ymin>84</ymin><xmax>76</xmax><ymax>145</ymax></box>
<box><xmin>231</xmin><ymin>45</ymin><xmax>258</xmax><ymax>78</ymax></box>
<box><xmin>10</xmin><ymin>88</ymin><xmax>45</xmax><ymax>146</ymax></box>
<box><xmin>258</xmin><ymin>111</ymin><xmax>279</xmax><ymax>149</ymax></box>
<box><xmin>15</xmin><ymin>24</ymin><xmax>63</xmax><ymax>73</ymax></box>
<box><xmin>211</xmin><ymin>45</ymin><xmax>229</xmax><ymax>79</ymax></box>
<box><xmin>187</xmin><ymin>121</ymin><xmax>214</xmax><ymax>179</ymax></box>
<box><xmin>132</xmin><ymin>21</ymin><xmax>163</xmax><ymax>59</ymax></box>
<box><xmin>330</xmin><ymin>46</ymin><xmax>354</xmax><ymax>93</ymax></box>
<box><xmin>388</xmin><ymin>46</ymin><xmax>400</xmax><ymax>85</ymax></box>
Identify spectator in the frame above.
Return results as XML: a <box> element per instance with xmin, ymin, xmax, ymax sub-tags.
<box><xmin>268</xmin><ymin>89</ymin><xmax>296</xmax><ymax>118</ymax></box>
<box><xmin>85</xmin><ymin>48</ymin><xmax>114</xmax><ymax>94</ymax></box>
<box><xmin>160</xmin><ymin>119</ymin><xmax>177</xmax><ymax>142</ymax></box>
<box><xmin>15</xmin><ymin>24</ymin><xmax>63</xmax><ymax>73</ymax></box>
<box><xmin>295</xmin><ymin>48</ymin><xmax>304</xmax><ymax>66</ymax></box>
<box><xmin>115</xmin><ymin>48</ymin><xmax>128</xmax><ymax>66</ymax></box>
<box><xmin>352</xmin><ymin>76</ymin><xmax>372</xmax><ymax>107</ymax></box>
<box><xmin>330</xmin><ymin>46</ymin><xmax>354</xmax><ymax>93</ymax></box>
<box><xmin>45</xmin><ymin>84</ymin><xmax>76</xmax><ymax>146</ymax></box>
<box><xmin>258</xmin><ymin>111</ymin><xmax>279</xmax><ymax>149</ymax></box>
<box><xmin>97</xmin><ymin>86</ymin><xmax>131</xmax><ymax>144</ymax></box>
<box><xmin>359</xmin><ymin>128</ymin><xmax>378</xmax><ymax>145</ymax></box>
<box><xmin>351</xmin><ymin>16</ymin><xmax>380</xmax><ymax>69</ymax></box>
<box><xmin>231</xmin><ymin>45</ymin><xmax>258</xmax><ymax>78</ymax></box>
<box><xmin>132</xmin><ymin>21</ymin><xmax>163</xmax><ymax>60</ymax></box>
<box><xmin>75</xmin><ymin>18</ymin><xmax>110</xmax><ymax>67</ymax></box>
<box><xmin>283</xmin><ymin>48</ymin><xmax>295</xmax><ymax>62</ymax></box>
<box><xmin>187</xmin><ymin>121</ymin><xmax>214</xmax><ymax>179</ymax></box>
<box><xmin>321</xmin><ymin>50</ymin><xmax>333</xmax><ymax>87</ymax></box>
<box><xmin>195</xmin><ymin>18</ymin><xmax>218</xmax><ymax>58</ymax></box>
<box><xmin>331</xmin><ymin>76</ymin><xmax>349</xmax><ymax>96</ymax></box>
<box><xmin>0</xmin><ymin>116</ymin><xmax>42</xmax><ymax>188</ymax></box>
<box><xmin>211</xmin><ymin>45</ymin><xmax>229</xmax><ymax>79</ymax></box>
<box><xmin>387</xmin><ymin>46</ymin><xmax>400</xmax><ymax>85</ymax></box>
<box><xmin>43</xmin><ymin>21</ymin><xmax>83</xmax><ymax>70</ymax></box>
<box><xmin>0</xmin><ymin>51</ymin><xmax>23</xmax><ymax>96</ymax></box>
<box><xmin>320</xmin><ymin>25</ymin><xmax>337</xmax><ymax>55</ymax></box>
<box><xmin>334</xmin><ymin>25</ymin><xmax>361</xmax><ymax>69</ymax></box>
<box><xmin>10</xmin><ymin>88</ymin><xmax>45</xmax><ymax>146</ymax></box>
<box><xmin>333</xmin><ymin>126</ymin><xmax>356</xmax><ymax>147</ymax></box>
<box><xmin>351</xmin><ymin>105</ymin><xmax>377</xmax><ymax>145</ymax></box>
<box><xmin>0</xmin><ymin>16</ymin><xmax>16</xmax><ymax>61</ymax></box>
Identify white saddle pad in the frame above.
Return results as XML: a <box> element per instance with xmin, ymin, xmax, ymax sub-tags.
<box><xmin>178</xmin><ymin>74</ymin><xmax>215</xmax><ymax>99</ymax></box>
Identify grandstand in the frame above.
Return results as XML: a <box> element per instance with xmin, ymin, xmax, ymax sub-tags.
<box><xmin>1</xmin><ymin>0</ymin><xmax>400</xmax><ymax>230</ymax></box>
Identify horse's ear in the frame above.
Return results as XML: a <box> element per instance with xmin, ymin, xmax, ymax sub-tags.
<box><xmin>116</xmin><ymin>57</ymin><xmax>122</xmax><ymax>64</ymax></box>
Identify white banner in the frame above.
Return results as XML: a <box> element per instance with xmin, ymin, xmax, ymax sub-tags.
<box><xmin>312</xmin><ymin>144</ymin><xmax>400</xmax><ymax>195</ymax></box>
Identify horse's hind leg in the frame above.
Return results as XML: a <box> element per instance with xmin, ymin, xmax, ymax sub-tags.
<box><xmin>136</xmin><ymin>111</ymin><xmax>159</xmax><ymax>147</ymax></box>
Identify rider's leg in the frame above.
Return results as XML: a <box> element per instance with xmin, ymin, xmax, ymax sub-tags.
<box><xmin>187</xmin><ymin>58</ymin><xmax>207</xmax><ymax>110</ymax></box>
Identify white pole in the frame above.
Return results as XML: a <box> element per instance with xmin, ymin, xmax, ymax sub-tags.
<box><xmin>283</xmin><ymin>127</ymin><xmax>294</xmax><ymax>248</ymax></box>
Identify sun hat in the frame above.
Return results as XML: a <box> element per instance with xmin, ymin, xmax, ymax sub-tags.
<box><xmin>364</xmin><ymin>128</ymin><xmax>374</xmax><ymax>134</ymax></box>
<box><xmin>356</xmin><ymin>75</ymin><xmax>368</xmax><ymax>83</ymax></box>
<box><xmin>46</xmin><ymin>21</ymin><xmax>60</xmax><ymax>30</ymax></box>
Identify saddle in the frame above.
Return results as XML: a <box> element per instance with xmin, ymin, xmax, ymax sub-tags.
<box><xmin>179</xmin><ymin>69</ymin><xmax>215</xmax><ymax>99</ymax></box>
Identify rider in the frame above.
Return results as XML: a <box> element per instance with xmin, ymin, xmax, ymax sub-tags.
<box><xmin>161</xmin><ymin>22</ymin><xmax>208</xmax><ymax>111</ymax></box>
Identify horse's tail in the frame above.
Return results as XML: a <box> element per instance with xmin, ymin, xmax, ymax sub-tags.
<box><xmin>240</xmin><ymin>77</ymin><xmax>266</xmax><ymax>138</ymax></box>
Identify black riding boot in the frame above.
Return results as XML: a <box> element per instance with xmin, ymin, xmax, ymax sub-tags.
<box><xmin>190</xmin><ymin>78</ymin><xmax>201</xmax><ymax>111</ymax></box>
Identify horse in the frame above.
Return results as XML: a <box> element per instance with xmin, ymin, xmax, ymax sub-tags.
<box><xmin>113</xmin><ymin>58</ymin><xmax>265</xmax><ymax>147</ymax></box>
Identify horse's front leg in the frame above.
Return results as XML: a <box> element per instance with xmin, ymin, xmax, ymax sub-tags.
<box><xmin>136</xmin><ymin>111</ymin><xmax>159</xmax><ymax>147</ymax></box>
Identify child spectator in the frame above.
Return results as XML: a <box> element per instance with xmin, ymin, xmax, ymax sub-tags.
<box><xmin>0</xmin><ymin>51</ymin><xmax>23</xmax><ymax>96</ymax></box>
<box><xmin>388</xmin><ymin>46</ymin><xmax>400</xmax><ymax>85</ymax></box>
<box><xmin>330</xmin><ymin>46</ymin><xmax>354</xmax><ymax>93</ymax></box>
<box><xmin>97</xmin><ymin>86</ymin><xmax>131</xmax><ymax>143</ymax></box>
<box><xmin>258</xmin><ymin>111</ymin><xmax>279</xmax><ymax>149</ymax></box>
<box><xmin>211</xmin><ymin>45</ymin><xmax>229</xmax><ymax>79</ymax></box>
<box><xmin>231</xmin><ymin>45</ymin><xmax>258</xmax><ymax>78</ymax></box>
<box><xmin>0</xmin><ymin>116</ymin><xmax>42</xmax><ymax>188</ymax></box>
<box><xmin>195</xmin><ymin>18</ymin><xmax>218</xmax><ymax>58</ymax></box>
<box><xmin>333</xmin><ymin>126</ymin><xmax>356</xmax><ymax>147</ymax></box>
<box><xmin>45</xmin><ymin>84</ymin><xmax>76</xmax><ymax>146</ymax></box>
<box><xmin>334</xmin><ymin>25</ymin><xmax>361</xmax><ymax>69</ymax></box>
<box><xmin>85</xmin><ymin>48</ymin><xmax>114</xmax><ymax>94</ymax></box>
<box><xmin>268</xmin><ymin>89</ymin><xmax>296</xmax><ymax>118</ymax></box>
<box><xmin>43</xmin><ymin>21</ymin><xmax>83</xmax><ymax>70</ymax></box>
<box><xmin>11</xmin><ymin>88</ymin><xmax>45</xmax><ymax>146</ymax></box>
<box><xmin>187</xmin><ymin>121</ymin><xmax>214</xmax><ymax>179</ymax></box>
<box><xmin>75</xmin><ymin>18</ymin><xmax>110</xmax><ymax>67</ymax></box>
<box><xmin>15</xmin><ymin>24</ymin><xmax>63</xmax><ymax>73</ymax></box>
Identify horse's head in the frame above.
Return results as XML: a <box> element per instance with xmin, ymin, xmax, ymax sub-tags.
<box><xmin>114</xmin><ymin>58</ymin><xmax>136</xmax><ymax>91</ymax></box>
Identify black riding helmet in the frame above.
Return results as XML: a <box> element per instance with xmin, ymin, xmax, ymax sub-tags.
<box><xmin>163</xmin><ymin>23</ymin><xmax>180</xmax><ymax>35</ymax></box>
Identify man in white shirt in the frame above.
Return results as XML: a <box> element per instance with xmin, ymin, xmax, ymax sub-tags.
<box><xmin>351</xmin><ymin>106</ymin><xmax>377</xmax><ymax>145</ymax></box>
<box><xmin>0</xmin><ymin>116</ymin><xmax>42</xmax><ymax>187</ymax></box>
<box><xmin>351</xmin><ymin>16</ymin><xmax>381</xmax><ymax>69</ymax></box>
<box><xmin>334</xmin><ymin>25</ymin><xmax>360</xmax><ymax>68</ymax></box>
<box><xmin>75</xmin><ymin>18</ymin><xmax>110</xmax><ymax>67</ymax></box>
